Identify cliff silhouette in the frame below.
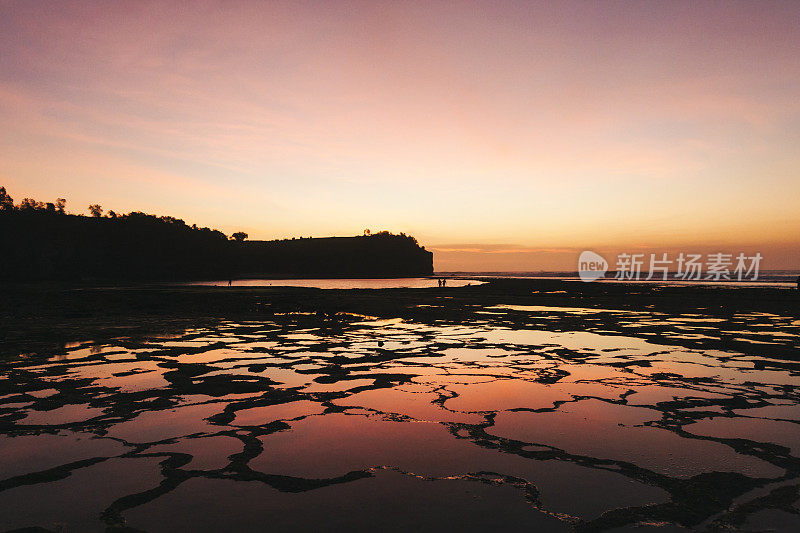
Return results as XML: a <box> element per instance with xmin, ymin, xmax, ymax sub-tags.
<box><xmin>0</xmin><ymin>187</ymin><xmax>433</xmax><ymax>281</ymax></box>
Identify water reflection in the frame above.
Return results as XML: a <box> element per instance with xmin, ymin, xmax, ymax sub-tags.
<box><xmin>185</xmin><ymin>278</ymin><xmax>484</xmax><ymax>289</ymax></box>
<box><xmin>1</xmin><ymin>305</ymin><xmax>799</xmax><ymax>531</ymax></box>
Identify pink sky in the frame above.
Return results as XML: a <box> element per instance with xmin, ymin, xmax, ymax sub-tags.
<box><xmin>1</xmin><ymin>0</ymin><xmax>799</xmax><ymax>270</ymax></box>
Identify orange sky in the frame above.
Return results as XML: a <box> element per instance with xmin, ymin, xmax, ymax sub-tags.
<box><xmin>1</xmin><ymin>1</ymin><xmax>798</xmax><ymax>270</ymax></box>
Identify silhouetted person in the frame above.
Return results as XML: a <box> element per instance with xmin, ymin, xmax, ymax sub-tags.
<box><xmin>228</xmin><ymin>279</ymin><xmax>232</xmax><ymax>286</ymax></box>
<box><xmin>442</xmin><ymin>278</ymin><xmax>447</xmax><ymax>287</ymax></box>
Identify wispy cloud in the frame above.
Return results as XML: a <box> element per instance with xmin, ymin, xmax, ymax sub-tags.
<box><xmin>1</xmin><ymin>1</ymin><xmax>799</xmax><ymax>264</ymax></box>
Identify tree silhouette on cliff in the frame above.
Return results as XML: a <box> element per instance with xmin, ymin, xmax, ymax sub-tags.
<box><xmin>0</xmin><ymin>186</ymin><xmax>432</xmax><ymax>281</ymax></box>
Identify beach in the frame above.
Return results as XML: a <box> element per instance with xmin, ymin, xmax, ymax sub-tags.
<box><xmin>1</xmin><ymin>280</ymin><xmax>799</xmax><ymax>531</ymax></box>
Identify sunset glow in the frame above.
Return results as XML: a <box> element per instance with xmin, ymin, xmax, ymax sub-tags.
<box><xmin>2</xmin><ymin>1</ymin><xmax>798</xmax><ymax>269</ymax></box>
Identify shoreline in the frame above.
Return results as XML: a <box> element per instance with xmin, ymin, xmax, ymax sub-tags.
<box><xmin>2</xmin><ymin>278</ymin><xmax>798</xmax><ymax>360</ymax></box>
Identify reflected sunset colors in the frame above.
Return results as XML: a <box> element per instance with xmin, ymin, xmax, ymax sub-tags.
<box><xmin>2</xmin><ymin>302</ymin><xmax>800</xmax><ymax>530</ymax></box>
<box><xmin>2</xmin><ymin>2</ymin><xmax>800</xmax><ymax>532</ymax></box>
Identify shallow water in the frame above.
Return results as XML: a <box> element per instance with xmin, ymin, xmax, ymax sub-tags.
<box><xmin>1</xmin><ymin>306</ymin><xmax>800</xmax><ymax>531</ymax></box>
<box><xmin>185</xmin><ymin>277</ymin><xmax>484</xmax><ymax>289</ymax></box>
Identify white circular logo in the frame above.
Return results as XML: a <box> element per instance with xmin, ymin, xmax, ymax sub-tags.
<box><xmin>578</xmin><ymin>251</ymin><xmax>608</xmax><ymax>282</ymax></box>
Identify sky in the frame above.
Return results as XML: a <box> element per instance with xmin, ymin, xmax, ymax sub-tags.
<box><xmin>1</xmin><ymin>0</ymin><xmax>799</xmax><ymax>270</ymax></box>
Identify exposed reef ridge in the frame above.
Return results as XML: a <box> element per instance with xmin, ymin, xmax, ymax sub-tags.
<box><xmin>1</xmin><ymin>280</ymin><xmax>799</xmax><ymax>531</ymax></box>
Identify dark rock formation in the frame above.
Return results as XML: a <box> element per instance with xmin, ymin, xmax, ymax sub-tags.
<box><xmin>0</xmin><ymin>207</ymin><xmax>432</xmax><ymax>281</ymax></box>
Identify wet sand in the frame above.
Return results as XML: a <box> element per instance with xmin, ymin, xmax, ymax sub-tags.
<box><xmin>0</xmin><ymin>280</ymin><xmax>799</xmax><ymax>531</ymax></box>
